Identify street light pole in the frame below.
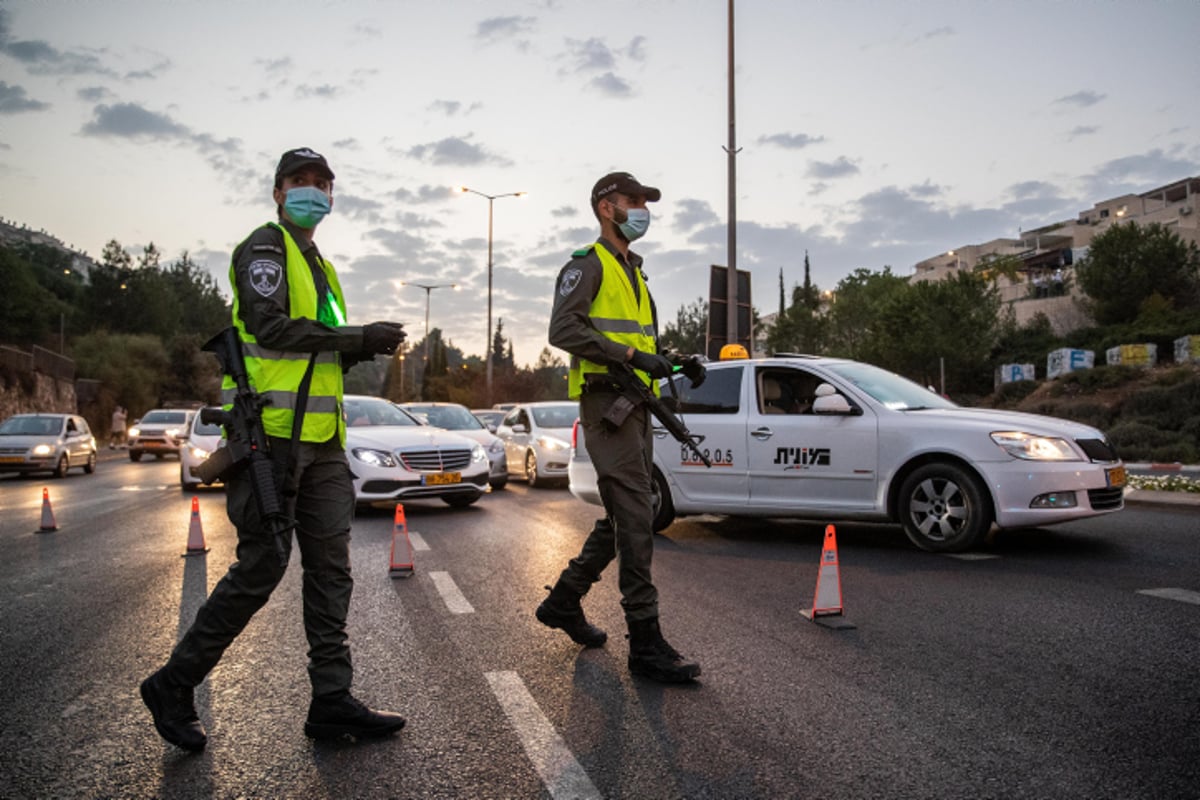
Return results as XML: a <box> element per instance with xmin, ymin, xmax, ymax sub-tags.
<box><xmin>400</xmin><ymin>281</ymin><xmax>458</xmax><ymax>369</ymax></box>
<box><xmin>459</xmin><ymin>186</ymin><xmax>525</xmax><ymax>406</ymax></box>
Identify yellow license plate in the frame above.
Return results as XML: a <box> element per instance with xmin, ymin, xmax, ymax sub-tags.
<box><xmin>1106</xmin><ymin>466</ymin><xmax>1126</xmax><ymax>488</ymax></box>
<box><xmin>0</xmin><ymin>456</ymin><xmax>24</xmax><ymax>463</ymax></box>
<box><xmin>424</xmin><ymin>472</ymin><xmax>461</xmax><ymax>486</ymax></box>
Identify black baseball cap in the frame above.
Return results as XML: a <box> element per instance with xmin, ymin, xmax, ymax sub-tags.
<box><xmin>275</xmin><ymin>147</ymin><xmax>335</xmax><ymax>182</ymax></box>
<box><xmin>591</xmin><ymin>171</ymin><xmax>661</xmax><ymax>209</ymax></box>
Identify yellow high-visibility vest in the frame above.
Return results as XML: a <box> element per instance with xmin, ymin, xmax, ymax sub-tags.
<box><xmin>567</xmin><ymin>242</ymin><xmax>659</xmax><ymax>400</ymax></box>
<box><xmin>223</xmin><ymin>222</ymin><xmax>347</xmax><ymax>444</ymax></box>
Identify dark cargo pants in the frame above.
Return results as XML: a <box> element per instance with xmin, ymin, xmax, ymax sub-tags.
<box><xmin>558</xmin><ymin>390</ymin><xmax>659</xmax><ymax>622</ymax></box>
<box><xmin>165</xmin><ymin>436</ymin><xmax>355</xmax><ymax>700</ymax></box>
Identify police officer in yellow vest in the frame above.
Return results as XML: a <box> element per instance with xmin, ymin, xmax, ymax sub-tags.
<box><xmin>141</xmin><ymin>148</ymin><xmax>407</xmax><ymax>751</ymax></box>
<box><xmin>540</xmin><ymin>171</ymin><xmax>701</xmax><ymax>683</ymax></box>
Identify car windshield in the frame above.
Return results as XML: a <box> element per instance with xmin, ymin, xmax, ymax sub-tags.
<box><xmin>0</xmin><ymin>415</ymin><xmax>63</xmax><ymax>435</ymax></box>
<box><xmin>532</xmin><ymin>404</ymin><xmax>579</xmax><ymax>429</ymax></box>
<box><xmin>404</xmin><ymin>404</ymin><xmax>482</xmax><ymax>431</ymax></box>
<box><xmin>142</xmin><ymin>410</ymin><xmax>189</xmax><ymax>424</ymax></box>
<box><xmin>345</xmin><ymin>399</ymin><xmax>419</xmax><ymax>427</ymax></box>
<box><xmin>824</xmin><ymin>362</ymin><xmax>958</xmax><ymax>411</ymax></box>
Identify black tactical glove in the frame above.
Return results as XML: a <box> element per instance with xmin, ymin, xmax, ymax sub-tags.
<box><xmin>362</xmin><ymin>322</ymin><xmax>406</xmax><ymax>355</ymax></box>
<box><xmin>679</xmin><ymin>355</ymin><xmax>707</xmax><ymax>388</ymax></box>
<box><xmin>629</xmin><ymin>349</ymin><xmax>674</xmax><ymax>379</ymax></box>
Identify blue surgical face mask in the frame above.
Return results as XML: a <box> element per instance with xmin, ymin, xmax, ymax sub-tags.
<box><xmin>618</xmin><ymin>207</ymin><xmax>651</xmax><ymax>241</ymax></box>
<box><xmin>283</xmin><ymin>186</ymin><xmax>332</xmax><ymax>228</ymax></box>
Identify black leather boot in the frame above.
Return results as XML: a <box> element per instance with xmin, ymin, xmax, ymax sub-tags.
<box><xmin>535</xmin><ymin>582</ymin><xmax>607</xmax><ymax>647</ymax></box>
<box><xmin>140</xmin><ymin>668</ymin><xmax>207</xmax><ymax>752</ymax></box>
<box><xmin>304</xmin><ymin>693</ymin><xmax>406</xmax><ymax>740</ymax></box>
<box><xmin>627</xmin><ymin>618</ymin><xmax>701</xmax><ymax>683</ymax></box>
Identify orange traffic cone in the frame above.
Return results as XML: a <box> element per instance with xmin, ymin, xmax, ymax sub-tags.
<box><xmin>389</xmin><ymin>504</ymin><xmax>414</xmax><ymax>577</ymax></box>
<box><xmin>801</xmin><ymin>525</ymin><xmax>855</xmax><ymax>629</ymax></box>
<box><xmin>37</xmin><ymin>487</ymin><xmax>57</xmax><ymax>533</ymax></box>
<box><xmin>182</xmin><ymin>496</ymin><xmax>209</xmax><ymax>556</ymax></box>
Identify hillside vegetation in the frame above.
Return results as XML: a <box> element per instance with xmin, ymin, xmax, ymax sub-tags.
<box><xmin>981</xmin><ymin>362</ymin><xmax>1200</xmax><ymax>463</ymax></box>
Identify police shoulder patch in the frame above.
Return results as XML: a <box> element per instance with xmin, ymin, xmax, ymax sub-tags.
<box><xmin>251</xmin><ymin>243</ymin><xmax>284</xmax><ymax>254</ymax></box>
<box><xmin>572</xmin><ymin>245</ymin><xmax>594</xmax><ymax>258</ymax></box>
<box><xmin>559</xmin><ymin>267</ymin><xmax>584</xmax><ymax>297</ymax></box>
<box><xmin>248</xmin><ymin>260</ymin><xmax>284</xmax><ymax>297</ymax></box>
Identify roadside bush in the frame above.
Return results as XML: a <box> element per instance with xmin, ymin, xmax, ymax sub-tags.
<box><xmin>992</xmin><ymin>379</ymin><xmax>1039</xmax><ymax>408</ymax></box>
<box><xmin>1148</xmin><ymin>442</ymin><xmax>1199</xmax><ymax>463</ymax></box>
<box><xmin>1106</xmin><ymin>420</ymin><xmax>1180</xmax><ymax>461</ymax></box>
<box><xmin>1121</xmin><ymin>382</ymin><xmax>1200</xmax><ymax>421</ymax></box>
<box><xmin>1051</xmin><ymin>401</ymin><xmax>1115</xmax><ymax>430</ymax></box>
<box><xmin>1055</xmin><ymin>364</ymin><xmax>1143</xmax><ymax>392</ymax></box>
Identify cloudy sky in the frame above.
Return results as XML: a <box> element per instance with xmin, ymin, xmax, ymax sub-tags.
<box><xmin>2</xmin><ymin>0</ymin><xmax>1198</xmax><ymax>365</ymax></box>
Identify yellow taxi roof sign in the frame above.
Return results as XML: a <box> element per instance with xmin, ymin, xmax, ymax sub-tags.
<box><xmin>720</xmin><ymin>343</ymin><xmax>749</xmax><ymax>360</ymax></box>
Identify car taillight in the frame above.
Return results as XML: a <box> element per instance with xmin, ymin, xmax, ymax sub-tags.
<box><xmin>571</xmin><ymin>418</ymin><xmax>579</xmax><ymax>450</ymax></box>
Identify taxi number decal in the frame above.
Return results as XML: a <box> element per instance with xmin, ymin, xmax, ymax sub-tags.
<box><xmin>680</xmin><ymin>445</ymin><xmax>735</xmax><ymax>466</ymax></box>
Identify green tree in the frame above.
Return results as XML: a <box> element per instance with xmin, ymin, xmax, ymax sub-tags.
<box><xmin>824</xmin><ymin>268</ymin><xmax>908</xmax><ymax>360</ymax></box>
<box><xmin>659</xmin><ymin>296</ymin><xmax>708</xmax><ymax>354</ymax></box>
<box><xmin>1075</xmin><ymin>221</ymin><xmax>1200</xmax><ymax>325</ymax></box>
<box><xmin>0</xmin><ymin>246</ymin><xmax>70</xmax><ymax>348</ymax></box>
<box><xmin>70</xmin><ymin>331</ymin><xmax>171</xmax><ymax>415</ymax></box>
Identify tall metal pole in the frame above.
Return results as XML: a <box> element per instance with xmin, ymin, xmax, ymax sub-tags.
<box><xmin>725</xmin><ymin>0</ymin><xmax>740</xmax><ymax>349</ymax></box>
<box><xmin>486</xmin><ymin>197</ymin><xmax>495</xmax><ymax>406</ymax></box>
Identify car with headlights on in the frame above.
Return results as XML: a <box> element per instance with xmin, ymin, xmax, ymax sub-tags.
<box><xmin>400</xmin><ymin>402</ymin><xmax>508</xmax><ymax>490</ymax></box>
<box><xmin>0</xmin><ymin>413</ymin><xmax>97</xmax><ymax>478</ymax></box>
<box><xmin>496</xmin><ymin>401</ymin><xmax>578</xmax><ymax>488</ymax></box>
<box><xmin>128</xmin><ymin>408</ymin><xmax>193</xmax><ymax>461</ymax></box>
<box><xmin>470</xmin><ymin>409</ymin><xmax>506</xmax><ymax>433</ymax></box>
<box><xmin>180</xmin><ymin>408</ymin><xmax>225</xmax><ymax>490</ymax></box>
<box><xmin>568</xmin><ymin>355</ymin><xmax>1125</xmax><ymax>553</ymax></box>
<box><xmin>344</xmin><ymin>395</ymin><xmax>490</xmax><ymax>508</ymax></box>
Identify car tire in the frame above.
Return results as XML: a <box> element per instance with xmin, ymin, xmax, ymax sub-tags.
<box><xmin>53</xmin><ymin>454</ymin><xmax>69</xmax><ymax>479</ymax></box>
<box><xmin>651</xmin><ymin>468</ymin><xmax>676</xmax><ymax>532</ymax></box>
<box><xmin>130</xmin><ymin>451</ymin><xmax>142</xmax><ymax>462</ymax></box>
<box><xmin>525</xmin><ymin>450</ymin><xmax>540</xmax><ymax>488</ymax></box>
<box><xmin>442</xmin><ymin>494</ymin><xmax>479</xmax><ymax>508</ymax></box>
<box><xmin>83</xmin><ymin>452</ymin><xmax>96</xmax><ymax>474</ymax></box>
<box><xmin>897</xmin><ymin>462</ymin><xmax>991</xmax><ymax>553</ymax></box>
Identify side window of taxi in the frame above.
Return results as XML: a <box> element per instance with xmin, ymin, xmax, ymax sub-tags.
<box><xmin>756</xmin><ymin>368</ymin><xmax>824</xmax><ymax>415</ymax></box>
<box><xmin>669</xmin><ymin>366</ymin><xmax>743</xmax><ymax>414</ymax></box>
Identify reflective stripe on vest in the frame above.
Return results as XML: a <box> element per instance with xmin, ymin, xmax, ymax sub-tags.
<box><xmin>567</xmin><ymin>242</ymin><xmax>659</xmax><ymax>400</ymax></box>
<box><xmin>225</xmin><ymin>222</ymin><xmax>348</xmax><ymax>444</ymax></box>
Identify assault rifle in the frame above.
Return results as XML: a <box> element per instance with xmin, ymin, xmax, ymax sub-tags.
<box><xmin>609</xmin><ymin>362</ymin><xmax>713</xmax><ymax>468</ymax></box>
<box><xmin>192</xmin><ymin>326</ymin><xmax>293</xmax><ymax>567</ymax></box>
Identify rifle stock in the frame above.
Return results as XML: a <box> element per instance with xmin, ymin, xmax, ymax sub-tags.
<box><xmin>609</xmin><ymin>363</ymin><xmax>713</xmax><ymax>468</ymax></box>
<box><xmin>200</xmin><ymin>327</ymin><xmax>294</xmax><ymax>567</ymax></box>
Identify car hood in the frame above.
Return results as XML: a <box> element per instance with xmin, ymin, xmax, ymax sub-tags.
<box><xmin>185</xmin><ymin>434</ymin><xmax>224</xmax><ymax>448</ymax></box>
<box><xmin>0</xmin><ymin>434</ymin><xmax>62</xmax><ymax>447</ymax></box>
<box><xmin>904</xmin><ymin>406</ymin><xmax>1107</xmax><ymax>439</ymax></box>
<box><xmin>439</xmin><ymin>428</ymin><xmax>500</xmax><ymax>447</ymax></box>
<box><xmin>345</xmin><ymin>425</ymin><xmax>478</xmax><ymax>450</ymax></box>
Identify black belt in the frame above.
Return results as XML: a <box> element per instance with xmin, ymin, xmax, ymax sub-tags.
<box><xmin>581</xmin><ymin>375</ymin><xmax>622</xmax><ymax>394</ymax></box>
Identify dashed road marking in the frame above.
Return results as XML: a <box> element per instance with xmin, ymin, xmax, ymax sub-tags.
<box><xmin>1136</xmin><ymin>587</ymin><xmax>1200</xmax><ymax>606</ymax></box>
<box><xmin>408</xmin><ymin>531</ymin><xmax>429</xmax><ymax>551</ymax></box>
<box><xmin>429</xmin><ymin>571</ymin><xmax>474</xmax><ymax>614</ymax></box>
<box><xmin>485</xmin><ymin>671</ymin><xmax>601</xmax><ymax>800</ymax></box>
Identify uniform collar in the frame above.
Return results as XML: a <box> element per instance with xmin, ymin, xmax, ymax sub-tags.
<box><xmin>597</xmin><ymin>236</ymin><xmax>641</xmax><ymax>268</ymax></box>
<box><xmin>278</xmin><ymin>218</ymin><xmax>318</xmax><ymax>252</ymax></box>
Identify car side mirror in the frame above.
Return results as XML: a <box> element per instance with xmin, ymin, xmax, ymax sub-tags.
<box><xmin>512</xmin><ymin>423</ymin><xmax>528</xmax><ymax>434</ymax></box>
<box><xmin>812</xmin><ymin>383</ymin><xmax>856</xmax><ymax>415</ymax></box>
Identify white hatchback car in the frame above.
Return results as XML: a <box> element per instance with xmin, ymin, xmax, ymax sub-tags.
<box><xmin>344</xmin><ymin>395</ymin><xmax>490</xmax><ymax>509</ymax></box>
<box><xmin>568</xmin><ymin>356</ymin><xmax>1126</xmax><ymax>552</ymax></box>
<box><xmin>180</xmin><ymin>408</ymin><xmax>225</xmax><ymax>490</ymax></box>
<box><xmin>496</xmin><ymin>401</ymin><xmax>578</xmax><ymax>488</ymax></box>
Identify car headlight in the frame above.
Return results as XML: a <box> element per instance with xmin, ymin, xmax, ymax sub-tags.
<box><xmin>472</xmin><ymin>444</ymin><xmax>488</xmax><ymax>463</ymax></box>
<box><xmin>128</xmin><ymin>427</ymin><xmax>141</xmax><ymax>437</ymax></box>
<box><xmin>488</xmin><ymin>439</ymin><xmax>505</xmax><ymax>454</ymax></box>
<box><xmin>990</xmin><ymin>431</ymin><xmax>1080</xmax><ymax>461</ymax></box>
<box><xmin>537</xmin><ymin>436</ymin><xmax>570</xmax><ymax>452</ymax></box>
<box><xmin>167</xmin><ymin>427</ymin><xmax>181</xmax><ymax>438</ymax></box>
<box><xmin>351</xmin><ymin>447</ymin><xmax>398</xmax><ymax>468</ymax></box>
<box><xmin>189</xmin><ymin>446</ymin><xmax>212</xmax><ymax>460</ymax></box>
<box><xmin>33</xmin><ymin>444</ymin><xmax>53</xmax><ymax>456</ymax></box>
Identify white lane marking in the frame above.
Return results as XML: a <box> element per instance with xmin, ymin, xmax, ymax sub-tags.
<box><xmin>428</xmin><ymin>571</ymin><xmax>474</xmax><ymax>614</ymax></box>
<box><xmin>945</xmin><ymin>553</ymin><xmax>1000</xmax><ymax>561</ymax></box>
<box><xmin>1137</xmin><ymin>588</ymin><xmax>1200</xmax><ymax>606</ymax></box>
<box><xmin>408</xmin><ymin>531</ymin><xmax>430</xmax><ymax>551</ymax></box>
<box><xmin>484</xmin><ymin>671</ymin><xmax>601</xmax><ymax>800</ymax></box>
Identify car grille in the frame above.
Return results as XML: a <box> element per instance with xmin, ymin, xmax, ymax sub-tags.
<box><xmin>1088</xmin><ymin>486</ymin><xmax>1124</xmax><ymax>511</ymax></box>
<box><xmin>397</xmin><ymin>447</ymin><xmax>473</xmax><ymax>471</ymax></box>
<box><xmin>0</xmin><ymin>447</ymin><xmax>29</xmax><ymax>456</ymax></box>
<box><xmin>1075</xmin><ymin>438</ymin><xmax>1119</xmax><ymax>462</ymax></box>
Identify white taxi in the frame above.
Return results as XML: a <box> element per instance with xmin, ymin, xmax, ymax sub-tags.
<box><xmin>568</xmin><ymin>355</ymin><xmax>1125</xmax><ymax>552</ymax></box>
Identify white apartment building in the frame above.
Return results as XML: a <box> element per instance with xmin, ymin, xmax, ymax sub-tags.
<box><xmin>912</xmin><ymin>175</ymin><xmax>1200</xmax><ymax>333</ymax></box>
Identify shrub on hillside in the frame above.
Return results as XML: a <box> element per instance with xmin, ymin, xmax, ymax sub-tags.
<box><xmin>1121</xmin><ymin>380</ymin><xmax>1200</xmax><ymax>421</ymax></box>
<box><xmin>992</xmin><ymin>379</ymin><xmax>1039</xmax><ymax>407</ymax></box>
<box><xmin>1107</xmin><ymin>420</ymin><xmax>1184</xmax><ymax>462</ymax></box>
<box><xmin>1052</xmin><ymin>401</ymin><xmax>1115</xmax><ymax>430</ymax></box>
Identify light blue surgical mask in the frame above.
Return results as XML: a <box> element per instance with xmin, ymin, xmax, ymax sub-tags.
<box><xmin>283</xmin><ymin>186</ymin><xmax>331</xmax><ymax>228</ymax></box>
<box><xmin>618</xmin><ymin>207</ymin><xmax>650</xmax><ymax>241</ymax></box>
